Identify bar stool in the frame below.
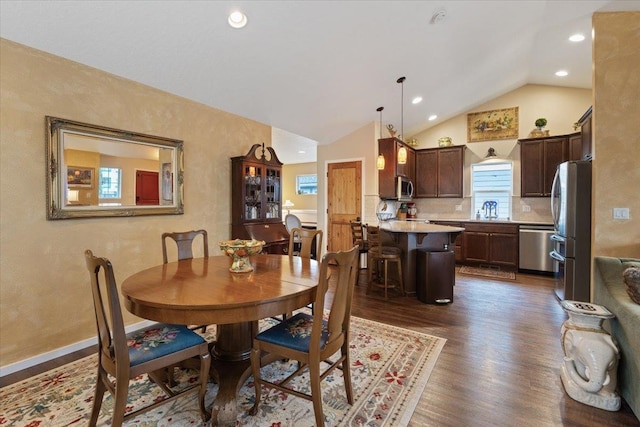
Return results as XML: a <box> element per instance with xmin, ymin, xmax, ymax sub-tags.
<box><xmin>366</xmin><ymin>226</ymin><xmax>405</xmax><ymax>299</ymax></box>
<box><xmin>349</xmin><ymin>220</ymin><xmax>368</xmax><ymax>285</ymax></box>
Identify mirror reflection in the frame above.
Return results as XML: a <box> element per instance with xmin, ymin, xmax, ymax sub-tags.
<box><xmin>46</xmin><ymin>117</ymin><xmax>184</xmax><ymax>219</ymax></box>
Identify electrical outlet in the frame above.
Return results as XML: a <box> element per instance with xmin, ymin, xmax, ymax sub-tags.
<box><xmin>522</xmin><ymin>205</ymin><xmax>531</xmax><ymax>212</ymax></box>
<box><xmin>613</xmin><ymin>207</ymin><xmax>630</xmax><ymax>220</ymax></box>
<box><xmin>455</xmin><ymin>204</ymin><xmax>462</xmax><ymax>211</ymax></box>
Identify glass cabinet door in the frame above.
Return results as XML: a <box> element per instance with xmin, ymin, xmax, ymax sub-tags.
<box><xmin>243</xmin><ymin>164</ymin><xmax>262</xmax><ymax>220</ymax></box>
<box><xmin>265</xmin><ymin>167</ymin><xmax>281</xmax><ymax>220</ymax></box>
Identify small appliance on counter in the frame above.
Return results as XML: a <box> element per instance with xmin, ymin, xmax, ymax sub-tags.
<box><xmin>396</xmin><ymin>202</ymin><xmax>408</xmax><ymax>219</ymax></box>
<box><xmin>406</xmin><ymin>202</ymin><xmax>417</xmax><ymax>218</ymax></box>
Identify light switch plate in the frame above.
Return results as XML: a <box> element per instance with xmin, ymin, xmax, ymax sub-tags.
<box><xmin>613</xmin><ymin>207</ymin><xmax>630</xmax><ymax>220</ymax></box>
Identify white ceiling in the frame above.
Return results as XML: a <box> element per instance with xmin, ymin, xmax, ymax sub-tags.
<box><xmin>2</xmin><ymin>1</ymin><xmax>638</xmax><ymax>164</ymax></box>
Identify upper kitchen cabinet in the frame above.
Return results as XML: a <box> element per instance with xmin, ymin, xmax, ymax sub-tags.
<box><xmin>576</xmin><ymin>106</ymin><xmax>592</xmax><ymax>160</ymax></box>
<box><xmin>414</xmin><ymin>145</ymin><xmax>465</xmax><ymax>198</ymax></box>
<box><xmin>568</xmin><ymin>132</ymin><xmax>583</xmax><ymax>161</ymax></box>
<box><xmin>519</xmin><ymin>136</ymin><xmax>567</xmax><ymax>197</ymax></box>
<box><xmin>378</xmin><ymin>137</ymin><xmax>415</xmax><ymax>199</ymax></box>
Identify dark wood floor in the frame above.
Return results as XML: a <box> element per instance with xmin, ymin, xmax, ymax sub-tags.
<box><xmin>352</xmin><ymin>270</ymin><xmax>639</xmax><ymax>427</ymax></box>
<box><xmin>3</xmin><ymin>269</ymin><xmax>639</xmax><ymax>426</ymax></box>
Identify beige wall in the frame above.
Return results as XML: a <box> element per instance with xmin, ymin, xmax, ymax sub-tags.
<box><xmin>0</xmin><ymin>39</ymin><xmax>271</xmax><ymax>367</ymax></box>
<box><xmin>592</xmin><ymin>12</ymin><xmax>640</xmax><ymax>258</ymax></box>
<box><xmin>282</xmin><ymin>162</ymin><xmax>317</xmax><ymax>210</ymax></box>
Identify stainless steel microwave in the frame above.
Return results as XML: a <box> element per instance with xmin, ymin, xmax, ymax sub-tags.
<box><xmin>397</xmin><ymin>176</ymin><xmax>414</xmax><ymax>201</ymax></box>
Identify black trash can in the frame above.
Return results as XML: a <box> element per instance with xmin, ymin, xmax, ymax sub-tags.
<box><xmin>416</xmin><ymin>249</ymin><xmax>455</xmax><ymax>304</ymax></box>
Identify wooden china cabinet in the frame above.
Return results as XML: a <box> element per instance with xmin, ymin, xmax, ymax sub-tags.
<box><xmin>231</xmin><ymin>143</ymin><xmax>289</xmax><ymax>254</ymax></box>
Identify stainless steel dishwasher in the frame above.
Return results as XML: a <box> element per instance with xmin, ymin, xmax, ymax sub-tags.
<box><xmin>519</xmin><ymin>225</ymin><xmax>555</xmax><ymax>273</ymax></box>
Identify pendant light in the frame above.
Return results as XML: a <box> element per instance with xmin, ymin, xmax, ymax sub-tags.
<box><xmin>376</xmin><ymin>106</ymin><xmax>386</xmax><ymax>170</ymax></box>
<box><xmin>396</xmin><ymin>76</ymin><xmax>407</xmax><ymax>165</ymax></box>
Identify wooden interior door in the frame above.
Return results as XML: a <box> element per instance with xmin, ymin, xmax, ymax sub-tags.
<box><xmin>136</xmin><ymin>170</ymin><xmax>159</xmax><ymax>205</ymax></box>
<box><xmin>327</xmin><ymin>161</ymin><xmax>362</xmax><ymax>252</ymax></box>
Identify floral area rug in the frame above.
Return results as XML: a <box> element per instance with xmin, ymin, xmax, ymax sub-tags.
<box><xmin>0</xmin><ymin>316</ymin><xmax>445</xmax><ymax>427</ymax></box>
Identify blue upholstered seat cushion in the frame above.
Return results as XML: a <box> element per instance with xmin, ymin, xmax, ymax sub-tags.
<box><xmin>126</xmin><ymin>324</ymin><xmax>206</xmax><ymax>366</ymax></box>
<box><xmin>256</xmin><ymin>312</ymin><xmax>328</xmax><ymax>353</ymax></box>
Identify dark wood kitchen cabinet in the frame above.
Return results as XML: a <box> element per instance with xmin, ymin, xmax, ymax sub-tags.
<box><xmin>576</xmin><ymin>106</ymin><xmax>592</xmax><ymax>160</ymax></box>
<box><xmin>231</xmin><ymin>143</ymin><xmax>289</xmax><ymax>254</ymax></box>
<box><xmin>463</xmin><ymin>222</ymin><xmax>518</xmax><ymax>268</ymax></box>
<box><xmin>519</xmin><ymin>136</ymin><xmax>567</xmax><ymax>197</ymax></box>
<box><xmin>414</xmin><ymin>145</ymin><xmax>465</xmax><ymax>198</ymax></box>
<box><xmin>378</xmin><ymin>137</ymin><xmax>415</xmax><ymax>199</ymax></box>
<box><xmin>568</xmin><ymin>132</ymin><xmax>583</xmax><ymax>161</ymax></box>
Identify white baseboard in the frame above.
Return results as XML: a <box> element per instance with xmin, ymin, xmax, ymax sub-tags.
<box><xmin>0</xmin><ymin>320</ymin><xmax>156</xmax><ymax>378</ymax></box>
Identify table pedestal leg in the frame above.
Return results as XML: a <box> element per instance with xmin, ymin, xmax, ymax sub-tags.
<box><xmin>210</xmin><ymin>321</ymin><xmax>257</xmax><ymax>426</ymax></box>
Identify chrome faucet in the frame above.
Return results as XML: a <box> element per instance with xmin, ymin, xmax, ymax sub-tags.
<box><xmin>482</xmin><ymin>200</ymin><xmax>498</xmax><ymax>219</ymax></box>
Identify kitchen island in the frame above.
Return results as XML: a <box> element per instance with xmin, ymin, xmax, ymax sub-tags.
<box><xmin>378</xmin><ymin>220</ymin><xmax>464</xmax><ymax>295</ymax></box>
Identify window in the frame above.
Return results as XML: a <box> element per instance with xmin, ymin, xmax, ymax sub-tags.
<box><xmin>471</xmin><ymin>162</ymin><xmax>512</xmax><ymax>220</ymax></box>
<box><xmin>98</xmin><ymin>167</ymin><xmax>121</xmax><ymax>199</ymax></box>
<box><xmin>296</xmin><ymin>174</ymin><xmax>317</xmax><ymax>195</ymax></box>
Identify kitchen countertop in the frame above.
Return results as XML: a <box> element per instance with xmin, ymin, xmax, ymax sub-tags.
<box><xmin>409</xmin><ymin>218</ymin><xmax>554</xmax><ymax>226</ymax></box>
<box><xmin>379</xmin><ymin>220</ymin><xmax>465</xmax><ymax>233</ymax></box>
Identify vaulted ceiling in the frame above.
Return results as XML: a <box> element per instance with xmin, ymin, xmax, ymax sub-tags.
<box><xmin>1</xmin><ymin>1</ymin><xmax>636</xmax><ymax>163</ymax></box>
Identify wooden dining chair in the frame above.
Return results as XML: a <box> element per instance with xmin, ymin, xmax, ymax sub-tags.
<box><xmin>84</xmin><ymin>250</ymin><xmax>211</xmax><ymax>427</ymax></box>
<box><xmin>274</xmin><ymin>227</ymin><xmax>324</xmax><ymax>321</ymax></box>
<box><xmin>367</xmin><ymin>226</ymin><xmax>405</xmax><ymax>299</ymax></box>
<box><xmin>161</xmin><ymin>229</ymin><xmax>209</xmax><ymax>264</ymax></box>
<box><xmin>249</xmin><ymin>245</ymin><xmax>359</xmax><ymax>427</ymax></box>
<box><xmin>288</xmin><ymin>227</ymin><xmax>323</xmax><ymax>260</ymax></box>
<box><xmin>162</xmin><ymin>229</ymin><xmax>209</xmax><ymax>333</ymax></box>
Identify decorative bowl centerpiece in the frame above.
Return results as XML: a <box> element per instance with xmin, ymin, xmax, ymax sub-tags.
<box><xmin>218</xmin><ymin>239</ymin><xmax>265</xmax><ymax>273</ymax></box>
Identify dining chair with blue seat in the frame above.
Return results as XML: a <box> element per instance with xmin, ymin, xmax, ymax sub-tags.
<box><xmin>272</xmin><ymin>227</ymin><xmax>324</xmax><ymax>323</ymax></box>
<box><xmin>161</xmin><ymin>229</ymin><xmax>209</xmax><ymax>264</ymax></box>
<box><xmin>162</xmin><ymin>229</ymin><xmax>209</xmax><ymax>333</ymax></box>
<box><xmin>288</xmin><ymin>227</ymin><xmax>323</xmax><ymax>260</ymax></box>
<box><xmin>84</xmin><ymin>249</ymin><xmax>211</xmax><ymax>426</ymax></box>
<box><xmin>249</xmin><ymin>245</ymin><xmax>359</xmax><ymax>427</ymax></box>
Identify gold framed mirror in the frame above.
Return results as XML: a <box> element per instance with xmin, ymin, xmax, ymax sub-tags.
<box><xmin>46</xmin><ymin>116</ymin><xmax>184</xmax><ymax>219</ymax></box>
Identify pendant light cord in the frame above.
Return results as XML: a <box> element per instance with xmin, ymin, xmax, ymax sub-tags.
<box><xmin>397</xmin><ymin>77</ymin><xmax>406</xmax><ymax>140</ymax></box>
<box><xmin>377</xmin><ymin>106</ymin><xmax>384</xmax><ymax>138</ymax></box>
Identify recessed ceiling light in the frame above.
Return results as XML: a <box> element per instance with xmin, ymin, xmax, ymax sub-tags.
<box><xmin>428</xmin><ymin>114</ymin><xmax>438</xmax><ymax>121</ymax></box>
<box><xmin>228</xmin><ymin>11</ymin><xmax>247</xmax><ymax>29</ymax></box>
<box><xmin>569</xmin><ymin>34</ymin><xmax>585</xmax><ymax>42</ymax></box>
<box><xmin>412</xmin><ymin>96</ymin><xmax>423</xmax><ymax>104</ymax></box>
<box><xmin>555</xmin><ymin>70</ymin><xmax>569</xmax><ymax>77</ymax></box>
<box><xmin>298</xmin><ymin>150</ymin><xmax>306</xmax><ymax>154</ymax></box>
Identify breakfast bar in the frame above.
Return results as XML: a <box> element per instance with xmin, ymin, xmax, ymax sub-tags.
<box><xmin>379</xmin><ymin>220</ymin><xmax>465</xmax><ymax>296</ymax></box>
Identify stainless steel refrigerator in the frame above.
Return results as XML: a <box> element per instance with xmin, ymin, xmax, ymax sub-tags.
<box><xmin>549</xmin><ymin>160</ymin><xmax>592</xmax><ymax>302</ymax></box>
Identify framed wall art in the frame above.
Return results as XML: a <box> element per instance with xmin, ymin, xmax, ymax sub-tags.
<box><xmin>67</xmin><ymin>166</ymin><xmax>94</xmax><ymax>188</ymax></box>
<box><xmin>467</xmin><ymin>106</ymin><xmax>519</xmax><ymax>142</ymax></box>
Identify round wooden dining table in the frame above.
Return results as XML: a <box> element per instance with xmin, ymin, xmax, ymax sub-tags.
<box><xmin>121</xmin><ymin>254</ymin><xmax>320</xmax><ymax>426</ymax></box>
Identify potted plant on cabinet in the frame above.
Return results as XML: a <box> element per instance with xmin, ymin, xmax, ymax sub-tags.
<box><xmin>531</xmin><ymin>118</ymin><xmax>549</xmax><ymax>137</ymax></box>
